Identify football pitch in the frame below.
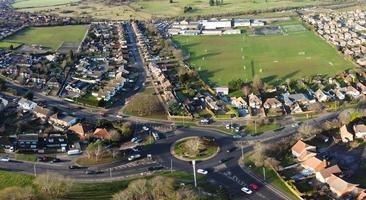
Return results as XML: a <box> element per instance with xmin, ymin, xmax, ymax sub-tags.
<box><xmin>173</xmin><ymin>24</ymin><xmax>355</xmax><ymax>86</ymax></box>
<box><xmin>3</xmin><ymin>25</ymin><xmax>88</xmax><ymax>50</ymax></box>
<box><xmin>12</xmin><ymin>0</ymin><xmax>80</xmax><ymax>8</ymax></box>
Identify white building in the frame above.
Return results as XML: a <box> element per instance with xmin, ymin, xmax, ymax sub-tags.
<box><xmin>233</xmin><ymin>19</ymin><xmax>251</xmax><ymax>27</ymax></box>
<box><xmin>201</xmin><ymin>19</ymin><xmax>232</xmax><ymax>30</ymax></box>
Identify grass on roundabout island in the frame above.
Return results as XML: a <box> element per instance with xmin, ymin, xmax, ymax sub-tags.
<box><xmin>172</xmin><ymin>136</ymin><xmax>219</xmax><ymax>161</ymax></box>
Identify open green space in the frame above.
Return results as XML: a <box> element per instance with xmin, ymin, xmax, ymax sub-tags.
<box><xmin>3</xmin><ymin>25</ymin><xmax>88</xmax><ymax>49</ymax></box>
<box><xmin>245</xmin><ymin>123</ymin><xmax>281</xmax><ymax>135</ymax></box>
<box><xmin>12</xmin><ymin>0</ymin><xmax>80</xmax><ymax>9</ymax></box>
<box><xmin>173</xmin><ymin>136</ymin><xmax>219</xmax><ymax>161</ymax></box>
<box><xmin>15</xmin><ymin>0</ymin><xmax>343</xmax><ymax>20</ymax></box>
<box><xmin>0</xmin><ymin>41</ymin><xmax>22</xmax><ymax>49</ymax></box>
<box><xmin>173</xmin><ymin>23</ymin><xmax>354</xmax><ymax>87</ymax></box>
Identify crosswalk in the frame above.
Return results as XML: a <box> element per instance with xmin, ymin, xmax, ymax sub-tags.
<box><xmin>103</xmin><ymin>160</ymin><xmax>157</xmax><ymax>171</ymax></box>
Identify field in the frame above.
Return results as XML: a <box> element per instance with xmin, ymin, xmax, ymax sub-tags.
<box><xmin>15</xmin><ymin>0</ymin><xmax>340</xmax><ymax>20</ymax></box>
<box><xmin>12</xmin><ymin>0</ymin><xmax>80</xmax><ymax>9</ymax></box>
<box><xmin>2</xmin><ymin>25</ymin><xmax>88</xmax><ymax>50</ymax></box>
<box><xmin>0</xmin><ymin>41</ymin><xmax>22</xmax><ymax>49</ymax></box>
<box><xmin>173</xmin><ymin>23</ymin><xmax>354</xmax><ymax>86</ymax></box>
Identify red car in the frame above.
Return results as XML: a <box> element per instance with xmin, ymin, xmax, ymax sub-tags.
<box><xmin>249</xmin><ymin>183</ymin><xmax>258</xmax><ymax>190</ymax></box>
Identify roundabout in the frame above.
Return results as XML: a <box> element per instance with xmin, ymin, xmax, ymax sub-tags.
<box><xmin>171</xmin><ymin>136</ymin><xmax>220</xmax><ymax>161</ymax></box>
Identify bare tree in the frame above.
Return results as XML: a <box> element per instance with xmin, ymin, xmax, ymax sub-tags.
<box><xmin>94</xmin><ymin>143</ymin><xmax>104</xmax><ymax>161</ymax></box>
<box><xmin>252</xmin><ymin>143</ymin><xmax>266</xmax><ymax>167</ymax></box>
<box><xmin>34</xmin><ymin>173</ymin><xmax>74</xmax><ymax>199</ymax></box>
<box><xmin>184</xmin><ymin>138</ymin><xmax>203</xmax><ymax>156</ymax></box>
<box><xmin>338</xmin><ymin>109</ymin><xmax>354</xmax><ymax>125</ymax></box>
<box><xmin>0</xmin><ymin>186</ymin><xmax>36</xmax><ymax>200</ymax></box>
<box><xmin>86</xmin><ymin>143</ymin><xmax>95</xmax><ymax>159</ymax></box>
<box><xmin>296</xmin><ymin>124</ymin><xmax>321</xmax><ymax>140</ymax></box>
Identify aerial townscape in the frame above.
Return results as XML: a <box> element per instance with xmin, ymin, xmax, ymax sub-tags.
<box><xmin>3</xmin><ymin>0</ymin><xmax>366</xmax><ymax>200</ymax></box>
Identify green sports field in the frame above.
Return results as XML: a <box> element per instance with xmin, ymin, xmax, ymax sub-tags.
<box><xmin>12</xmin><ymin>0</ymin><xmax>80</xmax><ymax>8</ymax></box>
<box><xmin>3</xmin><ymin>25</ymin><xmax>88</xmax><ymax>49</ymax></box>
<box><xmin>173</xmin><ymin>25</ymin><xmax>354</xmax><ymax>86</ymax></box>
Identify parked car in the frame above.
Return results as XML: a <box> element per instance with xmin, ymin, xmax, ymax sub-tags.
<box><xmin>142</xmin><ymin>126</ymin><xmax>149</xmax><ymax>131</ymax></box>
<box><xmin>225</xmin><ymin>124</ymin><xmax>231</xmax><ymax>130</ymax></box>
<box><xmin>131</xmin><ymin>146</ymin><xmax>142</xmax><ymax>152</ymax></box>
<box><xmin>232</xmin><ymin>134</ymin><xmax>242</xmax><ymax>139</ymax></box>
<box><xmin>226</xmin><ymin>147</ymin><xmax>237</xmax><ymax>153</ymax></box>
<box><xmin>50</xmin><ymin>158</ymin><xmax>61</xmax><ymax>163</ymax></box>
<box><xmin>0</xmin><ymin>157</ymin><xmax>10</xmax><ymax>162</ymax></box>
<box><xmin>197</xmin><ymin>169</ymin><xmax>208</xmax><ymax>175</ymax></box>
<box><xmin>241</xmin><ymin>187</ymin><xmax>253</xmax><ymax>194</ymax></box>
<box><xmin>128</xmin><ymin>154</ymin><xmax>141</xmax><ymax>161</ymax></box>
<box><xmin>152</xmin><ymin>132</ymin><xmax>160</xmax><ymax>140</ymax></box>
<box><xmin>200</xmin><ymin>118</ymin><xmax>211</xmax><ymax>124</ymax></box>
<box><xmin>249</xmin><ymin>183</ymin><xmax>258</xmax><ymax>190</ymax></box>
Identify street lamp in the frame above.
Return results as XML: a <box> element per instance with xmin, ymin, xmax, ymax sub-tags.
<box><xmin>192</xmin><ymin>160</ymin><xmax>197</xmax><ymax>188</ymax></box>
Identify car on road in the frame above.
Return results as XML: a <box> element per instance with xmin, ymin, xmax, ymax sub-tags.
<box><xmin>147</xmin><ymin>166</ymin><xmax>164</xmax><ymax>171</ymax></box>
<box><xmin>85</xmin><ymin>170</ymin><xmax>103</xmax><ymax>175</ymax></box>
<box><xmin>69</xmin><ymin>165</ymin><xmax>82</xmax><ymax>170</ymax></box>
<box><xmin>232</xmin><ymin>134</ymin><xmax>242</xmax><ymax>139</ymax></box>
<box><xmin>226</xmin><ymin>147</ymin><xmax>237</xmax><ymax>153</ymax></box>
<box><xmin>131</xmin><ymin>137</ymin><xmax>140</xmax><ymax>143</ymax></box>
<box><xmin>219</xmin><ymin>157</ymin><xmax>231</xmax><ymax>164</ymax></box>
<box><xmin>197</xmin><ymin>169</ymin><xmax>208</xmax><ymax>175</ymax></box>
<box><xmin>50</xmin><ymin>158</ymin><xmax>61</xmax><ymax>163</ymax></box>
<box><xmin>0</xmin><ymin>157</ymin><xmax>10</xmax><ymax>162</ymax></box>
<box><xmin>128</xmin><ymin>154</ymin><xmax>141</xmax><ymax>161</ymax></box>
<box><xmin>142</xmin><ymin>126</ymin><xmax>149</xmax><ymax>131</ymax></box>
<box><xmin>241</xmin><ymin>187</ymin><xmax>253</xmax><ymax>194</ymax></box>
<box><xmin>249</xmin><ymin>183</ymin><xmax>258</xmax><ymax>190</ymax></box>
<box><xmin>291</xmin><ymin>123</ymin><xmax>299</xmax><ymax>128</ymax></box>
<box><xmin>131</xmin><ymin>146</ymin><xmax>142</xmax><ymax>152</ymax></box>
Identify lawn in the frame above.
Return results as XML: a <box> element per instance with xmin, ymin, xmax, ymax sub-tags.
<box><xmin>12</xmin><ymin>0</ymin><xmax>80</xmax><ymax>8</ymax></box>
<box><xmin>0</xmin><ymin>41</ymin><xmax>22</xmax><ymax>49</ymax></box>
<box><xmin>16</xmin><ymin>0</ymin><xmax>339</xmax><ymax>20</ymax></box>
<box><xmin>3</xmin><ymin>25</ymin><xmax>88</xmax><ymax>49</ymax></box>
<box><xmin>245</xmin><ymin>123</ymin><xmax>281</xmax><ymax>135</ymax></box>
<box><xmin>173</xmin><ymin>24</ymin><xmax>354</xmax><ymax>87</ymax></box>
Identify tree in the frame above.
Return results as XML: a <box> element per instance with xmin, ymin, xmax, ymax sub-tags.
<box><xmin>170</xmin><ymin>0</ymin><xmax>173</xmax><ymax>3</ymax></box>
<box><xmin>34</xmin><ymin>173</ymin><xmax>74</xmax><ymax>199</ymax></box>
<box><xmin>86</xmin><ymin>143</ymin><xmax>95</xmax><ymax>159</ymax></box>
<box><xmin>209</xmin><ymin>0</ymin><xmax>214</xmax><ymax>6</ymax></box>
<box><xmin>184</xmin><ymin>138</ymin><xmax>203</xmax><ymax>156</ymax></box>
<box><xmin>122</xmin><ymin>122</ymin><xmax>133</xmax><ymax>137</ymax></box>
<box><xmin>296</xmin><ymin>124</ymin><xmax>321</xmax><ymax>140</ymax></box>
<box><xmin>94</xmin><ymin>143</ymin><xmax>104</xmax><ymax>161</ymax></box>
<box><xmin>110</xmin><ymin>129</ymin><xmax>122</xmax><ymax>142</ymax></box>
<box><xmin>24</xmin><ymin>91</ymin><xmax>34</xmax><ymax>100</ymax></box>
<box><xmin>252</xmin><ymin>75</ymin><xmax>264</xmax><ymax>91</ymax></box>
<box><xmin>252</xmin><ymin>143</ymin><xmax>266</xmax><ymax>167</ymax></box>
<box><xmin>0</xmin><ymin>186</ymin><xmax>36</xmax><ymax>200</ymax></box>
<box><xmin>0</xmin><ymin>78</ymin><xmax>7</xmax><ymax>91</ymax></box>
<box><xmin>338</xmin><ymin>109</ymin><xmax>355</xmax><ymax>125</ymax></box>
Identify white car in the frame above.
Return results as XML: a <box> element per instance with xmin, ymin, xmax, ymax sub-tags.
<box><xmin>142</xmin><ymin>126</ymin><xmax>149</xmax><ymax>131</ymax></box>
<box><xmin>241</xmin><ymin>187</ymin><xmax>253</xmax><ymax>194</ymax></box>
<box><xmin>233</xmin><ymin>134</ymin><xmax>242</xmax><ymax>139</ymax></box>
<box><xmin>197</xmin><ymin>169</ymin><xmax>208</xmax><ymax>175</ymax></box>
<box><xmin>128</xmin><ymin>154</ymin><xmax>141</xmax><ymax>161</ymax></box>
<box><xmin>152</xmin><ymin>132</ymin><xmax>160</xmax><ymax>140</ymax></box>
<box><xmin>225</xmin><ymin>124</ymin><xmax>231</xmax><ymax>130</ymax></box>
<box><xmin>131</xmin><ymin>137</ymin><xmax>139</xmax><ymax>143</ymax></box>
<box><xmin>200</xmin><ymin>119</ymin><xmax>210</xmax><ymax>124</ymax></box>
<box><xmin>0</xmin><ymin>157</ymin><xmax>10</xmax><ymax>162</ymax></box>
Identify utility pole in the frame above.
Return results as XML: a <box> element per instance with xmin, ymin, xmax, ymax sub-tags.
<box><xmin>263</xmin><ymin>167</ymin><xmax>266</xmax><ymax>181</ymax></box>
<box><xmin>192</xmin><ymin>160</ymin><xmax>197</xmax><ymax>188</ymax></box>
<box><xmin>241</xmin><ymin>145</ymin><xmax>244</xmax><ymax>159</ymax></box>
<box><xmin>33</xmin><ymin>162</ymin><xmax>37</xmax><ymax>177</ymax></box>
<box><xmin>110</xmin><ymin>168</ymin><xmax>112</xmax><ymax>178</ymax></box>
<box><xmin>170</xmin><ymin>158</ymin><xmax>173</xmax><ymax>173</ymax></box>
<box><xmin>254</xmin><ymin>119</ymin><xmax>257</xmax><ymax>134</ymax></box>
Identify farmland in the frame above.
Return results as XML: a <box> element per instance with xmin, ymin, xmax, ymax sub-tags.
<box><xmin>173</xmin><ymin>24</ymin><xmax>354</xmax><ymax>86</ymax></box>
<box><xmin>12</xmin><ymin>0</ymin><xmax>80</xmax><ymax>9</ymax></box>
<box><xmin>2</xmin><ymin>25</ymin><xmax>88</xmax><ymax>50</ymax></box>
<box><xmin>14</xmin><ymin>0</ymin><xmax>341</xmax><ymax>20</ymax></box>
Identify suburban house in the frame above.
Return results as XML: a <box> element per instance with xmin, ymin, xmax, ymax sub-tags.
<box><xmin>263</xmin><ymin>98</ymin><xmax>282</xmax><ymax>109</ymax></box>
<box><xmin>315</xmin><ymin>89</ymin><xmax>330</xmax><ymax>102</ymax></box>
<box><xmin>42</xmin><ymin>133</ymin><xmax>68</xmax><ymax>152</ymax></box>
<box><xmin>215</xmin><ymin>87</ymin><xmax>229</xmax><ymax>95</ymax></box>
<box><xmin>326</xmin><ymin>174</ymin><xmax>358</xmax><ymax>197</ymax></box>
<box><xmin>301</xmin><ymin>157</ymin><xmax>327</xmax><ymax>173</ymax></box>
<box><xmin>340</xmin><ymin>125</ymin><xmax>354</xmax><ymax>142</ymax></box>
<box><xmin>291</xmin><ymin>140</ymin><xmax>316</xmax><ymax>160</ymax></box>
<box><xmin>315</xmin><ymin>165</ymin><xmax>342</xmax><ymax>183</ymax></box>
<box><xmin>18</xmin><ymin>98</ymin><xmax>37</xmax><ymax>111</ymax></box>
<box><xmin>16</xmin><ymin>134</ymin><xmax>39</xmax><ymax>152</ymax></box>
<box><xmin>49</xmin><ymin>113</ymin><xmax>77</xmax><ymax>127</ymax></box>
<box><xmin>248</xmin><ymin>93</ymin><xmax>262</xmax><ymax>109</ymax></box>
<box><xmin>231</xmin><ymin>97</ymin><xmax>247</xmax><ymax>108</ymax></box>
<box><xmin>93</xmin><ymin>128</ymin><xmax>111</xmax><ymax>140</ymax></box>
<box><xmin>33</xmin><ymin>106</ymin><xmax>52</xmax><ymax>120</ymax></box>
<box><xmin>68</xmin><ymin>123</ymin><xmax>89</xmax><ymax>140</ymax></box>
<box><xmin>357</xmin><ymin>82</ymin><xmax>366</xmax><ymax>94</ymax></box>
<box><xmin>353</xmin><ymin>123</ymin><xmax>366</xmax><ymax>140</ymax></box>
<box><xmin>342</xmin><ymin>86</ymin><xmax>361</xmax><ymax>99</ymax></box>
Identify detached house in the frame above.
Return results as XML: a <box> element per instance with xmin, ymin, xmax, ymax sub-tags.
<box><xmin>49</xmin><ymin>113</ymin><xmax>77</xmax><ymax>127</ymax></box>
<box><xmin>33</xmin><ymin>106</ymin><xmax>52</xmax><ymax>120</ymax></box>
<box><xmin>301</xmin><ymin>157</ymin><xmax>327</xmax><ymax>173</ymax></box>
<box><xmin>231</xmin><ymin>97</ymin><xmax>247</xmax><ymax>109</ymax></box>
<box><xmin>18</xmin><ymin>98</ymin><xmax>37</xmax><ymax>111</ymax></box>
<box><xmin>315</xmin><ymin>89</ymin><xmax>330</xmax><ymax>102</ymax></box>
<box><xmin>291</xmin><ymin>140</ymin><xmax>316</xmax><ymax>161</ymax></box>
<box><xmin>316</xmin><ymin>165</ymin><xmax>342</xmax><ymax>183</ymax></box>
<box><xmin>93</xmin><ymin>128</ymin><xmax>111</xmax><ymax>140</ymax></box>
<box><xmin>326</xmin><ymin>174</ymin><xmax>358</xmax><ymax>197</ymax></box>
<box><xmin>68</xmin><ymin>123</ymin><xmax>90</xmax><ymax>140</ymax></box>
<box><xmin>353</xmin><ymin>124</ymin><xmax>366</xmax><ymax>140</ymax></box>
<box><xmin>340</xmin><ymin>125</ymin><xmax>354</xmax><ymax>142</ymax></box>
<box><xmin>263</xmin><ymin>98</ymin><xmax>282</xmax><ymax>109</ymax></box>
<box><xmin>248</xmin><ymin>93</ymin><xmax>262</xmax><ymax>109</ymax></box>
